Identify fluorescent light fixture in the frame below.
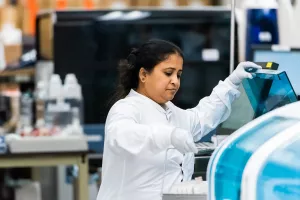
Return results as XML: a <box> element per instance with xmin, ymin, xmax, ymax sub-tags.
<box><xmin>121</xmin><ymin>11</ymin><xmax>151</xmax><ymax>20</ymax></box>
<box><xmin>98</xmin><ymin>11</ymin><xmax>124</xmax><ymax>21</ymax></box>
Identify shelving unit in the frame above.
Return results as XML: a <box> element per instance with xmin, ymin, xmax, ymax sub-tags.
<box><xmin>0</xmin><ymin>66</ymin><xmax>35</xmax><ymax>77</ymax></box>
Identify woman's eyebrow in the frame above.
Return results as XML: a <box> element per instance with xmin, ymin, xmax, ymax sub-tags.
<box><xmin>164</xmin><ymin>67</ymin><xmax>182</xmax><ymax>71</ymax></box>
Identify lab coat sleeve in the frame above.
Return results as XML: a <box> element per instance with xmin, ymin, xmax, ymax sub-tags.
<box><xmin>182</xmin><ymin>79</ymin><xmax>241</xmax><ymax>181</ymax></box>
<box><xmin>105</xmin><ymin>100</ymin><xmax>175</xmax><ymax>156</ymax></box>
<box><xmin>189</xmin><ymin>79</ymin><xmax>241</xmax><ymax>142</ymax></box>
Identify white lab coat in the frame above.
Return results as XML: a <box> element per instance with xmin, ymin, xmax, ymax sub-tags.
<box><xmin>96</xmin><ymin>80</ymin><xmax>240</xmax><ymax>200</ymax></box>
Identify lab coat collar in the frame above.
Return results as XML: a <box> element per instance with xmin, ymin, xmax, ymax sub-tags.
<box><xmin>127</xmin><ymin>89</ymin><xmax>172</xmax><ymax>115</ymax></box>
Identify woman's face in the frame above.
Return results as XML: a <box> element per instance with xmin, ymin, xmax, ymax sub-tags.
<box><xmin>138</xmin><ymin>53</ymin><xmax>183</xmax><ymax>105</ymax></box>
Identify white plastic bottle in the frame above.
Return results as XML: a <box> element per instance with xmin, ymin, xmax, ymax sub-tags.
<box><xmin>34</xmin><ymin>81</ymin><xmax>47</xmax><ymax>127</ymax></box>
<box><xmin>161</xmin><ymin>0</ymin><xmax>177</xmax><ymax>8</ymax></box>
<box><xmin>0</xmin><ymin>37</ymin><xmax>6</xmax><ymax>70</ymax></box>
<box><xmin>19</xmin><ymin>91</ymin><xmax>34</xmax><ymax>135</ymax></box>
<box><xmin>45</xmin><ymin>74</ymin><xmax>72</xmax><ymax>129</ymax></box>
<box><xmin>63</xmin><ymin>74</ymin><xmax>83</xmax><ymax>124</ymax></box>
<box><xmin>111</xmin><ymin>0</ymin><xmax>128</xmax><ymax>9</ymax></box>
<box><xmin>188</xmin><ymin>0</ymin><xmax>204</xmax><ymax>8</ymax></box>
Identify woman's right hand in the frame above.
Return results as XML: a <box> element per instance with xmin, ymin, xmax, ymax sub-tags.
<box><xmin>228</xmin><ymin>61</ymin><xmax>262</xmax><ymax>86</ymax></box>
<box><xmin>171</xmin><ymin>128</ymin><xmax>198</xmax><ymax>154</ymax></box>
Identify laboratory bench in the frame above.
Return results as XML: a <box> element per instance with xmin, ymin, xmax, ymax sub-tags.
<box><xmin>0</xmin><ymin>151</ymin><xmax>89</xmax><ymax>200</ymax></box>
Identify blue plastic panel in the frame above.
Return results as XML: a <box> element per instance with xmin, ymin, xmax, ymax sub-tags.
<box><xmin>210</xmin><ymin>116</ymin><xmax>298</xmax><ymax>200</ymax></box>
<box><xmin>220</xmin><ymin>70</ymin><xmax>297</xmax><ymax>133</ymax></box>
<box><xmin>243</xmin><ymin>71</ymin><xmax>297</xmax><ymax>118</ymax></box>
<box><xmin>256</xmin><ymin>138</ymin><xmax>300</xmax><ymax>200</ymax></box>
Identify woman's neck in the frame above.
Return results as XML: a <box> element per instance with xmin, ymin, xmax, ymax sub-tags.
<box><xmin>135</xmin><ymin>87</ymin><xmax>167</xmax><ymax>109</ymax></box>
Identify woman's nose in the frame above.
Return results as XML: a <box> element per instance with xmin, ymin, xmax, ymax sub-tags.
<box><xmin>171</xmin><ymin>75</ymin><xmax>179</xmax><ymax>85</ymax></box>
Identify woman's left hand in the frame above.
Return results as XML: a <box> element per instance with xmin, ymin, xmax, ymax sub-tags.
<box><xmin>228</xmin><ymin>61</ymin><xmax>262</xmax><ymax>86</ymax></box>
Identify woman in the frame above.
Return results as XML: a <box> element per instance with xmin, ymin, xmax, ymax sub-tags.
<box><xmin>97</xmin><ymin>39</ymin><xmax>261</xmax><ymax>200</ymax></box>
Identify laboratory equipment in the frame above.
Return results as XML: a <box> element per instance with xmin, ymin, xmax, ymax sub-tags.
<box><xmin>245</xmin><ymin>7</ymin><xmax>279</xmax><ymax>60</ymax></box>
<box><xmin>207</xmin><ymin>69</ymin><xmax>298</xmax><ymax>200</ymax></box>
<box><xmin>35</xmin><ymin>81</ymin><xmax>47</xmax><ymax>126</ymax></box>
<box><xmin>45</xmin><ymin>74</ymin><xmax>73</xmax><ymax>128</ymax></box>
<box><xmin>244</xmin><ymin>69</ymin><xmax>297</xmax><ymax>117</ymax></box>
<box><xmin>252</xmin><ymin>45</ymin><xmax>300</xmax><ymax>95</ymax></box>
<box><xmin>163</xmin><ymin>194</ymin><xmax>206</xmax><ymax>200</ymax></box>
<box><xmin>63</xmin><ymin>74</ymin><xmax>84</xmax><ymax>124</ymax></box>
<box><xmin>218</xmin><ymin>68</ymin><xmax>297</xmax><ymax>135</ymax></box>
<box><xmin>195</xmin><ymin>142</ymin><xmax>216</xmax><ymax>151</ymax></box>
<box><xmin>254</xmin><ymin>61</ymin><xmax>278</xmax><ymax>70</ymax></box>
<box><xmin>241</xmin><ymin>102</ymin><xmax>300</xmax><ymax>200</ymax></box>
<box><xmin>162</xmin><ymin>148</ymin><xmax>209</xmax><ymax>200</ymax></box>
<box><xmin>19</xmin><ymin>92</ymin><xmax>34</xmax><ymax>130</ymax></box>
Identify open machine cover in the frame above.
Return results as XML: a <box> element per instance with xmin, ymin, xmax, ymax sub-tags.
<box><xmin>220</xmin><ymin>69</ymin><xmax>298</xmax><ymax>133</ymax></box>
<box><xmin>207</xmin><ymin>70</ymin><xmax>299</xmax><ymax>200</ymax></box>
<box><xmin>243</xmin><ymin>69</ymin><xmax>298</xmax><ymax>118</ymax></box>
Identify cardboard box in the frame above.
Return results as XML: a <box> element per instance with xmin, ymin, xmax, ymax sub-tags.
<box><xmin>0</xmin><ymin>6</ymin><xmax>18</xmax><ymax>29</ymax></box>
<box><xmin>201</xmin><ymin>0</ymin><xmax>213</xmax><ymax>5</ymax></box>
<box><xmin>94</xmin><ymin>0</ymin><xmax>130</xmax><ymax>8</ymax></box>
<box><xmin>38</xmin><ymin>0</ymin><xmax>55</xmax><ymax>9</ymax></box>
<box><xmin>177</xmin><ymin>0</ymin><xmax>213</xmax><ymax>6</ymax></box>
<box><xmin>39</xmin><ymin>15</ymin><xmax>53</xmax><ymax>60</ymax></box>
<box><xmin>96</xmin><ymin>0</ymin><xmax>113</xmax><ymax>8</ymax></box>
<box><xmin>18</xmin><ymin>0</ymin><xmax>38</xmax><ymax>35</ymax></box>
<box><xmin>66</xmin><ymin>0</ymin><xmax>83</xmax><ymax>8</ymax></box>
<box><xmin>135</xmin><ymin>0</ymin><xmax>153</xmax><ymax>6</ymax></box>
<box><xmin>150</xmin><ymin>0</ymin><xmax>161</xmax><ymax>6</ymax></box>
<box><xmin>4</xmin><ymin>44</ymin><xmax>22</xmax><ymax>65</ymax></box>
<box><xmin>20</xmin><ymin>5</ymin><xmax>32</xmax><ymax>35</ymax></box>
<box><xmin>177</xmin><ymin>0</ymin><xmax>189</xmax><ymax>6</ymax></box>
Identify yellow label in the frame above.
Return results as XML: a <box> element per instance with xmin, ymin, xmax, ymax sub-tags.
<box><xmin>266</xmin><ymin>62</ymin><xmax>272</xmax><ymax>68</ymax></box>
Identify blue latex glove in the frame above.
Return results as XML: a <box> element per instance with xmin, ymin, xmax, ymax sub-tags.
<box><xmin>228</xmin><ymin>62</ymin><xmax>262</xmax><ymax>86</ymax></box>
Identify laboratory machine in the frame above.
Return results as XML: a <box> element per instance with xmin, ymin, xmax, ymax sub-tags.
<box><xmin>245</xmin><ymin>7</ymin><xmax>279</xmax><ymax>60</ymax></box>
<box><xmin>163</xmin><ymin>68</ymin><xmax>298</xmax><ymax>200</ymax></box>
<box><xmin>241</xmin><ymin>104</ymin><xmax>300</xmax><ymax>200</ymax></box>
<box><xmin>207</xmin><ymin>69</ymin><xmax>298</xmax><ymax>200</ymax></box>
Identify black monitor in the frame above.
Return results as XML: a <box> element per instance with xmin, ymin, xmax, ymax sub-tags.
<box><xmin>52</xmin><ymin>8</ymin><xmax>238</xmax><ymax>124</ymax></box>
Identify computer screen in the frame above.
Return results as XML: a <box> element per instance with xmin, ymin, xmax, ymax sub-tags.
<box><xmin>253</xmin><ymin>50</ymin><xmax>300</xmax><ymax>95</ymax></box>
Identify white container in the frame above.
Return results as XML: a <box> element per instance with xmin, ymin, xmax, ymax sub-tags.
<box><xmin>63</xmin><ymin>74</ymin><xmax>83</xmax><ymax>124</ymax></box>
<box><xmin>45</xmin><ymin>74</ymin><xmax>72</xmax><ymax>128</ymax></box>
<box><xmin>0</xmin><ymin>39</ymin><xmax>5</xmax><ymax>70</ymax></box>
